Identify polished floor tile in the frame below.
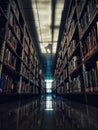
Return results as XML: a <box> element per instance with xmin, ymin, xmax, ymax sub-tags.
<box><xmin>0</xmin><ymin>95</ymin><xmax>98</xmax><ymax>130</ymax></box>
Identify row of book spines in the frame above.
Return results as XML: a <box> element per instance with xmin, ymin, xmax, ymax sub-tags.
<box><xmin>1</xmin><ymin>74</ymin><xmax>19</xmax><ymax>93</ymax></box>
<box><xmin>57</xmin><ymin>48</ymin><xmax>67</xmax><ymax>66</ymax></box>
<box><xmin>21</xmin><ymin>82</ymin><xmax>31</xmax><ymax>92</ymax></box>
<box><xmin>22</xmin><ymin>66</ymin><xmax>36</xmax><ymax>78</ymax></box>
<box><xmin>56</xmin><ymin>76</ymin><xmax>82</xmax><ymax>92</ymax></box>
<box><xmin>56</xmin><ymin>74</ymin><xmax>98</xmax><ymax>93</ymax></box>
<box><xmin>60</xmin><ymin>62</ymin><xmax>67</xmax><ymax>73</ymax></box>
<box><xmin>10</xmin><ymin>1</ymin><xmax>25</xmax><ymax>31</ymax></box>
<box><xmin>79</xmin><ymin>0</ymin><xmax>97</xmax><ymax>33</ymax></box>
<box><xmin>4</xmin><ymin>48</ymin><xmax>17</xmax><ymax>69</ymax></box>
<box><xmin>22</xmin><ymin>57</ymin><xmax>38</xmax><ymax>72</ymax></box>
<box><xmin>56</xmin><ymin>83</ymin><xmax>69</xmax><ymax>93</ymax></box>
<box><xmin>11</xmin><ymin>1</ymin><xmax>34</xmax><ymax>50</ymax></box>
<box><xmin>30</xmin><ymin>47</ymin><xmax>34</xmax><ymax>58</ymax></box>
<box><xmin>9</xmin><ymin>11</ymin><xmax>22</xmax><ymax>41</ymax></box>
<box><xmin>0</xmin><ymin>74</ymin><xmax>39</xmax><ymax>93</ymax></box>
<box><xmin>24</xmin><ymin>26</ymin><xmax>30</xmax><ymax>45</ymax></box>
<box><xmin>8</xmin><ymin>5</ymin><xmax>36</xmax><ymax>58</ymax></box>
<box><xmin>22</xmin><ymin>52</ymin><xmax>29</xmax><ymax>66</ymax></box>
<box><xmin>22</xmin><ymin>48</ymin><xmax>38</xmax><ymax>63</ymax></box>
<box><xmin>61</xmin><ymin>33</ymin><xmax>67</xmax><ymax>46</ymax></box>
<box><xmin>7</xmin><ymin>29</ymin><xmax>17</xmax><ymax>51</ymax></box>
<box><xmin>54</xmin><ymin>67</ymin><xmax>67</xmax><ymax>78</ymax></box>
<box><xmin>23</xmin><ymin>39</ymin><xmax>29</xmax><ymax>55</ymax></box>
<box><xmin>9</xmin><ymin>10</ymin><xmax>32</xmax><ymax>48</ymax></box>
<box><xmin>67</xmin><ymin>5</ymin><xmax>75</xmax><ymax>29</ymax></box>
<box><xmin>57</xmin><ymin>66</ymin><xmax>68</xmax><ymax>78</ymax></box>
<box><xmin>57</xmin><ymin>39</ymin><xmax>67</xmax><ymax>61</ymax></box>
<box><xmin>22</xmin><ymin>83</ymin><xmax>39</xmax><ymax>93</ymax></box>
<box><xmin>54</xmin><ymin>67</ymin><xmax>68</xmax><ymax>78</ymax></box>
<box><xmin>67</xmin><ymin>19</ymin><xmax>76</xmax><ymax>41</ymax></box>
<box><xmin>68</xmin><ymin>40</ymin><xmax>76</xmax><ymax>58</ymax></box>
<box><xmin>22</xmin><ymin>64</ymin><xmax>30</xmax><ymax>78</ymax></box>
<box><xmin>81</xmin><ymin>22</ymin><xmax>98</xmax><ymax>60</ymax></box>
<box><xmin>22</xmin><ymin>64</ymin><xmax>39</xmax><ymax>78</ymax></box>
<box><xmin>59</xmin><ymin>48</ymin><xmax>67</xmax><ymax>60</ymax></box>
<box><xmin>23</xmin><ymin>48</ymin><xmax>38</xmax><ymax>64</ymax></box>
<box><xmin>3</xmin><ymin>48</ymin><xmax>34</xmax><ymax>74</ymax></box>
<box><xmin>7</xmin><ymin>28</ymin><xmax>33</xmax><ymax>58</ymax></box>
<box><xmin>55</xmin><ymin>75</ymin><xmax>82</xmax><ymax>92</ymax></box>
<box><xmin>56</xmin><ymin>55</ymin><xmax>67</xmax><ymax>67</ymax></box>
<box><xmin>83</xmin><ymin>64</ymin><xmax>98</xmax><ymax>92</ymax></box>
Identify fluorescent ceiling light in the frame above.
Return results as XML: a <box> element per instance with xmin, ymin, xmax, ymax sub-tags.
<box><xmin>31</xmin><ymin>0</ymin><xmax>64</xmax><ymax>54</ymax></box>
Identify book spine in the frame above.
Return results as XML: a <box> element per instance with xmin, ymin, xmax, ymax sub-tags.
<box><xmin>81</xmin><ymin>22</ymin><xmax>98</xmax><ymax>61</ymax></box>
<box><xmin>23</xmin><ymin>38</ymin><xmax>29</xmax><ymax>55</ymax></box>
<box><xmin>68</xmin><ymin>40</ymin><xmax>76</xmax><ymax>58</ymax></box>
<box><xmin>4</xmin><ymin>48</ymin><xmax>16</xmax><ymax>69</ymax></box>
<box><xmin>2</xmin><ymin>75</ymin><xmax>15</xmax><ymax>93</ymax></box>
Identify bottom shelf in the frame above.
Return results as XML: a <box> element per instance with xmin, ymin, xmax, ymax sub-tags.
<box><xmin>0</xmin><ymin>93</ymin><xmax>41</xmax><ymax>104</ymax></box>
<box><xmin>57</xmin><ymin>92</ymin><xmax>98</xmax><ymax>107</ymax></box>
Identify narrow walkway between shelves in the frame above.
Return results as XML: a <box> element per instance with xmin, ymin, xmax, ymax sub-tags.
<box><xmin>0</xmin><ymin>95</ymin><xmax>98</xmax><ymax>130</ymax></box>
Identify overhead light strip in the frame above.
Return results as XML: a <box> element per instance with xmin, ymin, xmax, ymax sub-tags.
<box><xmin>35</xmin><ymin>0</ymin><xmax>44</xmax><ymax>45</ymax></box>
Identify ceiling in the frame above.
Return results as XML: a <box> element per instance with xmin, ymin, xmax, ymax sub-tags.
<box><xmin>17</xmin><ymin>0</ymin><xmax>70</xmax><ymax>79</ymax></box>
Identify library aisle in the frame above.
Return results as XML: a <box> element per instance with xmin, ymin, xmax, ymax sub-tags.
<box><xmin>0</xmin><ymin>95</ymin><xmax>98</xmax><ymax>130</ymax></box>
<box><xmin>0</xmin><ymin>0</ymin><xmax>98</xmax><ymax>130</ymax></box>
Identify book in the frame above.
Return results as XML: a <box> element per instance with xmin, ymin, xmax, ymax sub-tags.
<box><xmin>23</xmin><ymin>52</ymin><xmax>28</xmax><ymax>66</ymax></box>
<box><xmin>7</xmin><ymin>28</ymin><xmax>17</xmax><ymax>51</ymax></box>
<box><xmin>2</xmin><ymin>75</ymin><xmax>13</xmax><ymax>93</ymax></box>
<box><xmin>24</xmin><ymin>25</ymin><xmax>30</xmax><ymax>45</ymax></box>
<box><xmin>23</xmin><ymin>38</ymin><xmax>29</xmax><ymax>55</ymax></box>
<box><xmin>68</xmin><ymin>40</ymin><xmax>76</xmax><ymax>58</ymax></box>
<box><xmin>4</xmin><ymin>48</ymin><xmax>16</xmax><ymax>69</ymax></box>
<box><xmin>81</xmin><ymin>22</ymin><xmax>98</xmax><ymax>60</ymax></box>
<box><xmin>79</xmin><ymin>0</ymin><xmax>98</xmax><ymax>34</ymax></box>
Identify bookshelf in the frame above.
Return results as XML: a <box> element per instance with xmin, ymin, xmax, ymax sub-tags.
<box><xmin>0</xmin><ymin>0</ymin><xmax>43</xmax><ymax>95</ymax></box>
<box><xmin>53</xmin><ymin>0</ymin><xmax>98</xmax><ymax>96</ymax></box>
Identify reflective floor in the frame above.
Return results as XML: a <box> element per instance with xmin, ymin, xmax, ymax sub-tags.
<box><xmin>0</xmin><ymin>95</ymin><xmax>98</xmax><ymax>130</ymax></box>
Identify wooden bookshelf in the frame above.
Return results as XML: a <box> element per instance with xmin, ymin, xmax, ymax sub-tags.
<box><xmin>0</xmin><ymin>0</ymin><xmax>43</xmax><ymax>95</ymax></box>
<box><xmin>54</xmin><ymin>0</ymin><xmax>98</xmax><ymax>96</ymax></box>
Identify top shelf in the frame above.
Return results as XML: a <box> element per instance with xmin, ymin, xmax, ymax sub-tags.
<box><xmin>79</xmin><ymin>10</ymin><xmax>98</xmax><ymax>40</ymax></box>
